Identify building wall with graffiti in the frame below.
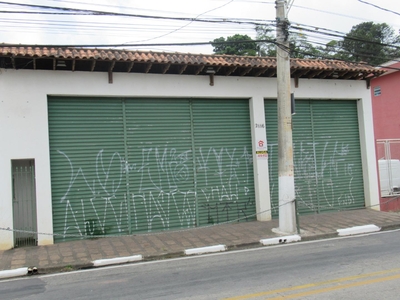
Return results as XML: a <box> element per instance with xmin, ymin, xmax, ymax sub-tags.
<box><xmin>0</xmin><ymin>69</ymin><xmax>378</xmax><ymax>249</ymax></box>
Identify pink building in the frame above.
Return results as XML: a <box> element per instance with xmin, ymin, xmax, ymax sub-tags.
<box><xmin>371</xmin><ymin>60</ymin><xmax>400</xmax><ymax>211</ymax></box>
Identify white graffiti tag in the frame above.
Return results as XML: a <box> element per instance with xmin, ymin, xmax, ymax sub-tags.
<box><xmin>57</xmin><ymin>146</ymin><xmax>254</xmax><ymax>239</ymax></box>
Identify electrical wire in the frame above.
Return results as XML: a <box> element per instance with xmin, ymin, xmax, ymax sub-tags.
<box><xmin>0</xmin><ymin>1</ymin><xmax>398</xmax><ymax>65</ymax></box>
<box><xmin>287</xmin><ymin>46</ymin><xmax>400</xmax><ymax>69</ymax></box>
<box><xmin>287</xmin><ymin>0</ymin><xmax>295</xmax><ymax>13</ymax></box>
<box><xmin>47</xmin><ymin>0</ymin><xmax>203</xmax><ymax>18</ymax></box>
<box><xmin>0</xmin><ymin>16</ymin><xmax>257</xmax><ymax>33</ymax></box>
<box><xmin>2</xmin><ymin>9</ymin><xmax>397</xmax><ymax>52</ymax></box>
<box><xmin>3</xmin><ymin>36</ymin><xmax>399</xmax><ymax>70</ymax></box>
<box><xmin>122</xmin><ymin>0</ymin><xmax>235</xmax><ymax>44</ymax></box>
<box><xmin>291</xmin><ymin>4</ymin><xmax>400</xmax><ymax>29</ymax></box>
<box><xmin>0</xmin><ymin>1</ymin><xmax>269</xmax><ymax>26</ymax></box>
<box><xmin>0</xmin><ymin>1</ymin><xmax>397</xmax><ymax>48</ymax></box>
<box><xmin>0</xmin><ymin>38</ymin><xmax>277</xmax><ymax>49</ymax></box>
<box><xmin>289</xmin><ymin>24</ymin><xmax>400</xmax><ymax>50</ymax></box>
<box><xmin>358</xmin><ymin>0</ymin><xmax>400</xmax><ymax>17</ymax></box>
<box><xmin>2</xmin><ymin>16</ymin><xmax>397</xmax><ymax>53</ymax></box>
<box><xmin>0</xmin><ymin>195</ymin><xmax>398</xmax><ymax>239</ymax></box>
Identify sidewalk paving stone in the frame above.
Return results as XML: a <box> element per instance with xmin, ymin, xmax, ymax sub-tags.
<box><xmin>1</xmin><ymin>209</ymin><xmax>400</xmax><ymax>278</ymax></box>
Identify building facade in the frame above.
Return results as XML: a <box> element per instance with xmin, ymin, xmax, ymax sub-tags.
<box><xmin>0</xmin><ymin>46</ymin><xmax>381</xmax><ymax>249</ymax></box>
<box><xmin>371</xmin><ymin>60</ymin><xmax>400</xmax><ymax>211</ymax></box>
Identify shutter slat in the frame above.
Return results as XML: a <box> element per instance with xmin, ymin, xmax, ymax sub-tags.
<box><xmin>49</xmin><ymin>98</ymin><xmax>128</xmax><ymax>242</ymax></box>
<box><xmin>125</xmin><ymin>99</ymin><xmax>195</xmax><ymax>232</ymax></box>
<box><xmin>193</xmin><ymin>99</ymin><xmax>256</xmax><ymax>225</ymax></box>
<box><xmin>49</xmin><ymin>97</ymin><xmax>256</xmax><ymax>243</ymax></box>
<box><xmin>265</xmin><ymin>99</ymin><xmax>364</xmax><ymax>218</ymax></box>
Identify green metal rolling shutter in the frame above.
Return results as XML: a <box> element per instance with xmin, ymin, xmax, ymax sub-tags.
<box><xmin>48</xmin><ymin>98</ymin><xmax>127</xmax><ymax>242</ymax></box>
<box><xmin>49</xmin><ymin>97</ymin><xmax>255</xmax><ymax>241</ymax></box>
<box><xmin>292</xmin><ymin>101</ymin><xmax>317</xmax><ymax>215</ymax></box>
<box><xmin>192</xmin><ymin>99</ymin><xmax>256</xmax><ymax>225</ymax></box>
<box><xmin>311</xmin><ymin>100</ymin><xmax>364</xmax><ymax>212</ymax></box>
<box><xmin>265</xmin><ymin>99</ymin><xmax>364</xmax><ymax>217</ymax></box>
<box><xmin>124</xmin><ymin>99</ymin><xmax>195</xmax><ymax>233</ymax></box>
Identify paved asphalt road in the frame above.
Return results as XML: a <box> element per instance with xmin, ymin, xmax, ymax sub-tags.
<box><xmin>1</xmin><ymin>230</ymin><xmax>400</xmax><ymax>299</ymax></box>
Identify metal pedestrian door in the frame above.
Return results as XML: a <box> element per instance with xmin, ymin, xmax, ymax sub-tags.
<box><xmin>12</xmin><ymin>160</ymin><xmax>38</xmax><ymax>247</ymax></box>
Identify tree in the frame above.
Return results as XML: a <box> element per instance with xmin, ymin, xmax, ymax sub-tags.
<box><xmin>255</xmin><ymin>25</ymin><xmax>276</xmax><ymax>57</ymax></box>
<box><xmin>288</xmin><ymin>32</ymin><xmax>321</xmax><ymax>59</ymax></box>
<box><xmin>210</xmin><ymin>34</ymin><xmax>257</xmax><ymax>56</ymax></box>
<box><xmin>211</xmin><ymin>22</ymin><xmax>400</xmax><ymax>64</ymax></box>
<box><xmin>212</xmin><ymin>26</ymin><xmax>321</xmax><ymax>58</ymax></box>
<box><xmin>341</xmin><ymin>22</ymin><xmax>400</xmax><ymax>65</ymax></box>
<box><xmin>255</xmin><ymin>25</ymin><xmax>321</xmax><ymax>59</ymax></box>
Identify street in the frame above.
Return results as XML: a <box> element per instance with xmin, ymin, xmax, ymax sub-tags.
<box><xmin>1</xmin><ymin>230</ymin><xmax>400</xmax><ymax>299</ymax></box>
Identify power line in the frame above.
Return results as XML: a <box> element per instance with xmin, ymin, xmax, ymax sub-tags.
<box><xmin>2</xmin><ymin>191</ymin><xmax>395</xmax><ymax>240</ymax></box>
<box><xmin>46</xmin><ymin>0</ymin><xmax>200</xmax><ymax>18</ymax></box>
<box><xmin>287</xmin><ymin>0</ymin><xmax>295</xmax><ymax>13</ymax></box>
<box><xmin>287</xmin><ymin>32</ymin><xmax>400</xmax><ymax>65</ymax></box>
<box><xmin>0</xmin><ymin>39</ymin><xmax>277</xmax><ymax>49</ymax></box>
<box><xmin>291</xmin><ymin>48</ymin><xmax>400</xmax><ymax>70</ymax></box>
<box><xmin>123</xmin><ymin>0</ymin><xmax>235</xmax><ymax>44</ymax></box>
<box><xmin>0</xmin><ymin>1</ymin><xmax>398</xmax><ymax>47</ymax></box>
<box><xmin>3</xmin><ymin>35</ymin><xmax>399</xmax><ymax>68</ymax></box>
<box><xmin>0</xmin><ymin>16</ymin><xmax>257</xmax><ymax>32</ymax></box>
<box><xmin>0</xmin><ymin>16</ymin><xmax>260</xmax><ymax>46</ymax></box>
<box><xmin>291</xmin><ymin>4</ymin><xmax>400</xmax><ymax>29</ymax></box>
<box><xmin>0</xmin><ymin>10</ymin><xmax>84</xmax><ymax>15</ymax></box>
<box><xmin>0</xmin><ymin>1</ymin><xmax>399</xmax><ymax>61</ymax></box>
<box><xmin>1</xmin><ymin>17</ymin><xmax>399</xmax><ymax>58</ymax></box>
<box><xmin>0</xmin><ymin>1</ymin><xmax>267</xmax><ymax>26</ymax></box>
<box><xmin>290</xmin><ymin>24</ymin><xmax>400</xmax><ymax>50</ymax></box>
<box><xmin>288</xmin><ymin>37</ymin><xmax>400</xmax><ymax>65</ymax></box>
<box><xmin>358</xmin><ymin>0</ymin><xmax>400</xmax><ymax>17</ymax></box>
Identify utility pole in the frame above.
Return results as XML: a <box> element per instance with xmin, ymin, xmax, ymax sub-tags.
<box><xmin>276</xmin><ymin>0</ymin><xmax>296</xmax><ymax>233</ymax></box>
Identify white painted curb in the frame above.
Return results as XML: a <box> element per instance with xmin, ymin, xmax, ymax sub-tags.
<box><xmin>260</xmin><ymin>235</ymin><xmax>301</xmax><ymax>246</ymax></box>
<box><xmin>337</xmin><ymin>224</ymin><xmax>381</xmax><ymax>236</ymax></box>
<box><xmin>184</xmin><ymin>244</ymin><xmax>227</xmax><ymax>255</ymax></box>
<box><xmin>0</xmin><ymin>267</ymin><xmax>28</xmax><ymax>279</ymax></box>
<box><xmin>92</xmin><ymin>255</ymin><xmax>143</xmax><ymax>267</ymax></box>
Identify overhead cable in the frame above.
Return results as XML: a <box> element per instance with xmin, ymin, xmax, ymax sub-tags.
<box><xmin>0</xmin><ymin>39</ymin><xmax>277</xmax><ymax>49</ymax></box>
<box><xmin>290</xmin><ymin>24</ymin><xmax>400</xmax><ymax>50</ymax></box>
<box><xmin>124</xmin><ymin>0</ymin><xmax>235</xmax><ymax>44</ymax></box>
<box><xmin>358</xmin><ymin>0</ymin><xmax>400</xmax><ymax>17</ymax></box>
<box><xmin>0</xmin><ymin>1</ymin><xmax>268</xmax><ymax>26</ymax></box>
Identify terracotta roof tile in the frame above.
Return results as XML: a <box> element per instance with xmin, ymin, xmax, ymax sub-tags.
<box><xmin>0</xmin><ymin>45</ymin><xmax>385</xmax><ymax>79</ymax></box>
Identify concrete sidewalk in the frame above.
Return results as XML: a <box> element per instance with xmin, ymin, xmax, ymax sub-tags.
<box><xmin>1</xmin><ymin>209</ymin><xmax>400</xmax><ymax>278</ymax></box>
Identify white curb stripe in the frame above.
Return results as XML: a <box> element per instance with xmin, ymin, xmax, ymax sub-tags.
<box><xmin>92</xmin><ymin>255</ymin><xmax>143</xmax><ymax>267</ymax></box>
<box><xmin>0</xmin><ymin>267</ymin><xmax>28</xmax><ymax>279</ymax></box>
<box><xmin>184</xmin><ymin>244</ymin><xmax>226</xmax><ymax>255</ymax></box>
<box><xmin>337</xmin><ymin>224</ymin><xmax>381</xmax><ymax>236</ymax></box>
<box><xmin>260</xmin><ymin>235</ymin><xmax>301</xmax><ymax>246</ymax></box>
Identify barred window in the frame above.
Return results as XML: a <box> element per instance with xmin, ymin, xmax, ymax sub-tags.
<box><xmin>374</xmin><ymin>86</ymin><xmax>381</xmax><ymax>96</ymax></box>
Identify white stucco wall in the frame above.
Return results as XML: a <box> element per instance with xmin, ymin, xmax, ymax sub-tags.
<box><xmin>0</xmin><ymin>69</ymin><xmax>379</xmax><ymax>249</ymax></box>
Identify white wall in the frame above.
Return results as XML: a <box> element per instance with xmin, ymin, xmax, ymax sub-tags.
<box><xmin>0</xmin><ymin>69</ymin><xmax>379</xmax><ymax>249</ymax></box>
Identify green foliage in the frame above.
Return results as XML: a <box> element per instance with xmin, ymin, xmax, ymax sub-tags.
<box><xmin>256</xmin><ymin>25</ymin><xmax>322</xmax><ymax>59</ymax></box>
<box><xmin>213</xmin><ymin>26</ymin><xmax>322</xmax><ymax>58</ymax></box>
<box><xmin>61</xmin><ymin>265</ymin><xmax>74</xmax><ymax>272</ymax></box>
<box><xmin>255</xmin><ymin>25</ymin><xmax>276</xmax><ymax>57</ymax></box>
<box><xmin>211</xmin><ymin>22</ymin><xmax>400</xmax><ymax>65</ymax></box>
<box><xmin>317</xmin><ymin>22</ymin><xmax>400</xmax><ymax>64</ymax></box>
<box><xmin>211</xmin><ymin>34</ymin><xmax>257</xmax><ymax>56</ymax></box>
<box><xmin>288</xmin><ymin>32</ymin><xmax>321</xmax><ymax>59</ymax></box>
<box><xmin>341</xmin><ymin>22</ymin><xmax>400</xmax><ymax>65</ymax></box>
